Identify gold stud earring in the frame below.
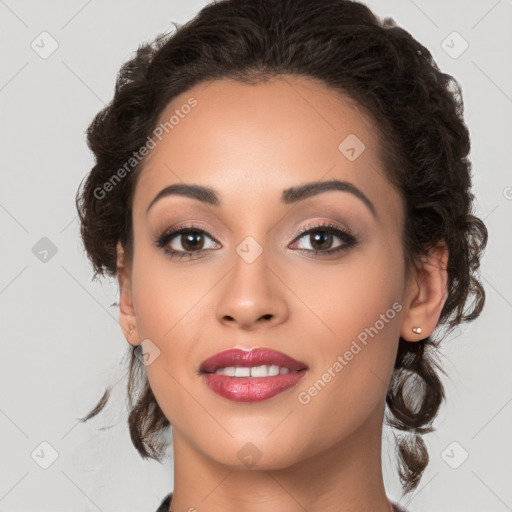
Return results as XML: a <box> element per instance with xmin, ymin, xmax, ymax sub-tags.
<box><xmin>412</xmin><ymin>326</ymin><xmax>422</xmax><ymax>334</ymax></box>
<box><xmin>128</xmin><ymin>325</ymin><xmax>134</xmax><ymax>336</ymax></box>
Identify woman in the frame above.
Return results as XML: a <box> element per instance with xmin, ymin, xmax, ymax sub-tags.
<box><xmin>75</xmin><ymin>0</ymin><xmax>487</xmax><ymax>510</ymax></box>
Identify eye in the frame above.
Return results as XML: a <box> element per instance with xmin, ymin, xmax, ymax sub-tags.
<box><xmin>155</xmin><ymin>224</ymin><xmax>220</xmax><ymax>260</ymax></box>
<box><xmin>289</xmin><ymin>221</ymin><xmax>357</xmax><ymax>255</ymax></box>
<box><xmin>155</xmin><ymin>221</ymin><xmax>358</xmax><ymax>261</ymax></box>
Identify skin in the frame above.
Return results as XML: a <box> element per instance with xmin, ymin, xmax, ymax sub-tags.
<box><xmin>116</xmin><ymin>75</ymin><xmax>448</xmax><ymax>512</ymax></box>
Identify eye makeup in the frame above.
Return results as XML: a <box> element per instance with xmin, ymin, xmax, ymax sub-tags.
<box><xmin>154</xmin><ymin>219</ymin><xmax>359</xmax><ymax>261</ymax></box>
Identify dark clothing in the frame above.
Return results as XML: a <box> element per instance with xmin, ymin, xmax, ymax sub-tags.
<box><xmin>155</xmin><ymin>493</ymin><xmax>172</xmax><ymax>512</ymax></box>
<box><xmin>156</xmin><ymin>492</ymin><xmax>172</xmax><ymax>512</ymax></box>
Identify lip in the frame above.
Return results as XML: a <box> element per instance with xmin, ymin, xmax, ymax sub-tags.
<box><xmin>199</xmin><ymin>348</ymin><xmax>308</xmax><ymax>374</ymax></box>
<box><xmin>200</xmin><ymin>348</ymin><xmax>309</xmax><ymax>402</ymax></box>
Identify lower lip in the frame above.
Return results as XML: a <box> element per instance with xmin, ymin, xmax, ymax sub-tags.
<box><xmin>202</xmin><ymin>370</ymin><xmax>307</xmax><ymax>402</ymax></box>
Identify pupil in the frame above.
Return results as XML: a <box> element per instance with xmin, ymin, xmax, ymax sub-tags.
<box><xmin>182</xmin><ymin>232</ymin><xmax>203</xmax><ymax>250</ymax></box>
<box><xmin>311</xmin><ymin>231</ymin><xmax>332</xmax><ymax>250</ymax></box>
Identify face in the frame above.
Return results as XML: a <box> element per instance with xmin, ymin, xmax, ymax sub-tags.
<box><xmin>121</xmin><ymin>75</ymin><xmax>413</xmax><ymax>470</ymax></box>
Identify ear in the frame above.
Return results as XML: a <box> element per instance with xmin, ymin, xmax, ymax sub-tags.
<box><xmin>116</xmin><ymin>241</ymin><xmax>139</xmax><ymax>347</ymax></box>
<box><xmin>400</xmin><ymin>241</ymin><xmax>449</xmax><ymax>342</ymax></box>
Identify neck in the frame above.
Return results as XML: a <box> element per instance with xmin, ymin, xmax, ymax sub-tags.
<box><xmin>169</xmin><ymin>404</ymin><xmax>392</xmax><ymax>512</ymax></box>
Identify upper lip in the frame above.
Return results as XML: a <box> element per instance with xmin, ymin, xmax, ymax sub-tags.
<box><xmin>200</xmin><ymin>348</ymin><xmax>309</xmax><ymax>373</ymax></box>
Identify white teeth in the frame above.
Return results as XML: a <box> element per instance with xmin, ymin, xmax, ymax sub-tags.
<box><xmin>213</xmin><ymin>365</ymin><xmax>294</xmax><ymax>377</ymax></box>
<box><xmin>249</xmin><ymin>365</ymin><xmax>268</xmax><ymax>377</ymax></box>
<box><xmin>234</xmin><ymin>367</ymin><xmax>250</xmax><ymax>377</ymax></box>
<box><xmin>268</xmin><ymin>365</ymin><xmax>280</xmax><ymax>376</ymax></box>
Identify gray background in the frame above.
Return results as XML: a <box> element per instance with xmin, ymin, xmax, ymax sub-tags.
<box><xmin>1</xmin><ymin>1</ymin><xmax>511</xmax><ymax>511</ymax></box>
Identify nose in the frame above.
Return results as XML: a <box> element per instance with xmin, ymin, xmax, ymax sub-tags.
<box><xmin>215</xmin><ymin>250</ymin><xmax>289</xmax><ymax>331</ymax></box>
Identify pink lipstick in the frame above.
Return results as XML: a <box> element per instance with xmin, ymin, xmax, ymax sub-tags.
<box><xmin>200</xmin><ymin>348</ymin><xmax>308</xmax><ymax>402</ymax></box>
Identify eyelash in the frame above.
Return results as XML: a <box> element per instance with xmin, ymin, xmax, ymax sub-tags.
<box><xmin>155</xmin><ymin>221</ymin><xmax>358</xmax><ymax>261</ymax></box>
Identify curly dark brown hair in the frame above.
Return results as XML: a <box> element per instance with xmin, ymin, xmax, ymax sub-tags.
<box><xmin>75</xmin><ymin>0</ymin><xmax>488</xmax><ymax>496</ymax></box>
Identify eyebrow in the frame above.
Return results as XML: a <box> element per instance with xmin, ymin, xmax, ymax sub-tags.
<box><xmin>146</xmin><ymin>178</ymin><xmax>376</xmax><ymax>217</ymax></box>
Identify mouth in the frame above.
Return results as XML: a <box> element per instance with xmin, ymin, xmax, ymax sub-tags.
<box><xmin>199</xmin><ymin>348</ymin><xmax>308</xmax><ymax>402</ymax></box>
<box><xmin>199</xmin><ymin>347</ymin><xmax>308</xmax><ymax>375</ymax></box>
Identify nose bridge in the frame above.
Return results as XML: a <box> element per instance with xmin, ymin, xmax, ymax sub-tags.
<box><xmin>215</xmin><ymin>238</ymin><xmax>288</xmax><ymax>329</ymax></box>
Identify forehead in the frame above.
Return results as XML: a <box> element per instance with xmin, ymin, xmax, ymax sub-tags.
<box><xmin>133</xmin><ymin>76</ymin><xmax>402</xmax><ymax>223</ymax></box>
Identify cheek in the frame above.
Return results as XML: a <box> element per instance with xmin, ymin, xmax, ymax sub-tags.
<box><xmin>290</xmin><ymin>238</ymin><xmax>405</xmax><ymax>421</ymax></box>
<box><xmin>289</xmin><ymin>234</ymin><xmax>405</xmax><ymax>349</ymax></box>
<box><xmin>131</xmin><ymin>238</ymin><xmax>211</xmax><ymax>339</ymax></box>
<box><xmin>129</xmin><ymin>255</ymin><xmax>208</xmax><ymax>426</ymax></box>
